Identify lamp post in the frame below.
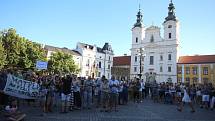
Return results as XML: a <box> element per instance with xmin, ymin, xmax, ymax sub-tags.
<box><xmin>137</xmin><ymin>48</ymin><xmax>144</xmax><ymax>79</ymax></box>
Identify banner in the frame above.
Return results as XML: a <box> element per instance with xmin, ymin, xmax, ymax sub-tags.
<box><xmin>36</xmin><ymin>61</ymin><xmax>48</xmax><ymax>70</ymax></box>
<box><xmin>3</xmin><ymin>74</ymin><xmax>40</xmax><ymax>99</ymax></box>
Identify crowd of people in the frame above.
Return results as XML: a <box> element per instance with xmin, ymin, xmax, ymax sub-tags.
<box><xmin>0</xmin><ymin>69</ymin><xmax>215</xmax><ymax>120</ymax></box>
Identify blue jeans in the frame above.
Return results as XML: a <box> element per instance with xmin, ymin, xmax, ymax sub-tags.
<box><xmin>83</xmin><ymin>91</ymin><xmax>92</xmax><ymax>108</ymax></box>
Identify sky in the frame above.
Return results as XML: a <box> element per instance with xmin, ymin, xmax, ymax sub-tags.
<box><xmin>0</xmin><ymin>0</ymin><xmax>215</xmax><ymax>56</ymax></box>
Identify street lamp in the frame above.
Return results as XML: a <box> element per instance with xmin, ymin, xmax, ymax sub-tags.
<box><xmin>136</xmin><ymin>48</ymin><xmax>145</xmax><ymax>79</ymax></box>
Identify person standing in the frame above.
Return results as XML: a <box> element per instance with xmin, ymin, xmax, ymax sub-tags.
<box><xmin>210</xmin><ymin>86</ymin><xmax>215</xmax><ymax>110</ymax></box>
<box><xmin>94</xmin><ymin>78</ymin><xmax>102</xmax><ymax>108</ymax></box>
<box><xmin>122</xmin><ymin>81</ymin><xmax>129</xmax><ymax>105</ymax></box>
<box><xmin>83</xmin><ymin>76</ymin><xmax>94</xmax><ymax>109</ymax></box>
<box><xmin>73</xmin><ymin>77</ymin><xmax>82</xmax><ymax>110</ymax></box>
<box><xmin>61</xmin><ymin>75</ymin><xmax>72</xmax><ymax>113</ymax></box>
<box><xmin>202</xmin><ymin>84</ymin><xmax>210</xmax><ymax>109</ymax></box>
<box><xmin>109</xmin><ymin>76</ymin><xmax>119</xmax><ymax>112</ymax></box>
<box><xmin>177</xmin><ymin>86</ymin><xmax>195</xmax><ymax>113</ymax></box>
<box><xmin>100</xmin><ymin>77</ymin><xmax>110</xmax><ymax>112</ymax></box>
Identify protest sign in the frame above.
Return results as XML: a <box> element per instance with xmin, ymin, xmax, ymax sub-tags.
<box><xmin>3</xmin><ymin>74</ymin><xmax>40</xmax><ymax>99</ymax></box>
<box><xmin>36</xmin><ymin>61</ymin><xmax>48</xmax><ymax>70</ymax></box>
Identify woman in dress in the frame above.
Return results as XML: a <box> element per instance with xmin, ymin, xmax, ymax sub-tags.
<box><xmin>177</xmin><ymin>85</ymin><xmax>195</xmax><ymax>113</ymax></box>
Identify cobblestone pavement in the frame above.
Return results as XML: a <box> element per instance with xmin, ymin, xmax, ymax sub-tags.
<box><xmin>20</xmin><ymin>100</ymin><xmax>215</xmax><ymax>121</ymax></box>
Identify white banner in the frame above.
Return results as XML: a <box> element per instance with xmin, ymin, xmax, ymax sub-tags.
<box><xmin>3</xmin><ymin>74</ymin><xmax>40</xmax><ymax>99</ymax></box>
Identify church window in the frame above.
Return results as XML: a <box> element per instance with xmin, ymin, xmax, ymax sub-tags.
<box><xmin>168</xmin><ymin>54</ymin><xmax>171</xmax><ymax>60</ymax></box>
<box><xmin>160</xmin><ymin>55</ymin><xmax>163</xmax><ymax>61</ymax></box>
<box><xmin>150</xmin><ymin>56</ymin><xmax>154</xmax><ymax>65</ymax></box>
<box><xmin>135</xmin><ymin>56</ymin><xmax>137</xmax><ymax>62</ymax></box>
<box><xmin>99</xmin><ymin>62</ymin><xmax>101</xmax><ymax>68</ymax></box>
<box><xmin>136</xmin><ymin>37</ymin><xmax>138</xmax><ymax>43</ymax></box>
<box><xmin>168</xmin><ymin>66</ymin><xmax>171</xmax><ymax>72</ymax></box>
<box><xmin>150</xmin><ymin>35</ymin><xmax>154</xmax><ymax>42</ymax></box>
<box><xmin>169</xmin><ymin>33</ymin><xmax>172</xmax><ymax>39</ymax></box>
<box><xmin>134</xmin><ymin>67</ymin><xmax>137</xmax><ymax>72</ymax></box>
<box><xmin>160</xmin><ymin>66</ymin><xmax>163</xmax><ymax>72</ymax></box>
<box><xmin>168</xmin><ymin>25</ymin><xmax>172</xmax><ymax>28</ymax></box>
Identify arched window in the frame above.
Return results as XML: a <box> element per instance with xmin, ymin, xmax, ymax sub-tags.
<box><xmin>169</xmin><ymin>33</ymin><xmax>172</xmax><ymax>39</ymax></box>
<box><xmin>136</xmin><ymin>37</ymin><xmax>138</xmax><ymax>43</ymax></box>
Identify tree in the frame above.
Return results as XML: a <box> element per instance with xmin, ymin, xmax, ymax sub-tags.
<box><xmin>1</xmin><ymin>28</ymin><xmax>21</xmax><ymax>68</ymax></box>
<box><xmin>48</xmin><ymin>51</ymin><xmax>79</xmax><ymax>74</ymax></box>
<box><xmin>1</xmin><ymin>28</ymin><xmax>46</xmax><ymax>70</ymax></box>
<box><xmin>0</xmin><ymin>36</ymin><xmax>6</xmax><ymax>69</ymax></box>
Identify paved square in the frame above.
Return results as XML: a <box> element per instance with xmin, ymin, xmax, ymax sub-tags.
<box><xmin>21</xmin><ymin>100</ymin><xmax>215</xmax><ymax>121</ymax></box>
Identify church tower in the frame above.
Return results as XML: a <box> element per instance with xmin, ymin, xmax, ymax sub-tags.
<box><xmin>130</xmin><ymin>7</ymin><xmax>145</xmax><ymax>79</ymax></box>
<box><xmin>163</xmin><ymin>0</ymin><xmax>179</xmax><ymax>44</ymax></box>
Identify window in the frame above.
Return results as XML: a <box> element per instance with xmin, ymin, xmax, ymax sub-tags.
<box><xmin>99</xmin><ymin>62</ymin><xmax>101</xmax><ymax>68</ymax></box>
<box><xmin>160</xmin><ymin>55</ymin><xmax>163</xmax><ymax>61</ymax></box>
<box><xmin>178</xmin><ymin>67</ymin><xmax>182</xmax><ymax>74</ymax></box>
<box><xmin>168</xmin><ymin>54</ymin><xmax>171</xmax><ymax>60</ymax></box>
<box><xmin>108</xmin><ymin>64</ymin><xmax>110</xmax><ymax>69</ymax></box>
<box><xmin>203</xmin><ymin>67</ymin><xmax>208</xmax><ymax>75</ymax></box>
<box><xmin>135</xmin><ymin>56</ymin><xmax>137</xmax><ymax>62</ymax></box>
<box><xmin>134</xmin><ymin>67</ymin><xmax>137</xmax><ymax>72</ymax></box>
<box><xmin>186</xmin><ymin>67</ymin><xmax>190</xmax><ymax>74</ymax></box>
<box><xmin>109</xmin><ymin>56</ymin><xmax>110</xmax><ymax>61</ymax></box>
<box><xmin>108</xmin><ymin>73</ymin><xmax>110</xmax><ymax>79</ymax></box>
<box><xmin>136</xmin><ymin>37</ymin><xmax>138</xmax><ymax>43</ymax></box>
<box><xmin>160</xmin><ymin>66</ymin><xmax>163</xmax><ymax>72</ymax></box>
<box><xmin>192</xmin><ymin>67</ymin><xmax>198</xmax><ymax>75</ymax></box>
<box><xmin>169</xmin><ymin>33</ymin><xmax>171</xmax><ymax>39</ymax></box>
<box><xmin>168</xmin><ymin>25</ymin><xmax>172</xmax><ymax>28</ymax></box>
<box><xmin>98</xmin><ymin>72</ymin><xmax>101</xmax><ymax>77</ymax></box>
<box><xmin>150</xmin><ymin>35</ymin><xmax>154</xmax><ymax>42</ymax></box>
<box><xmin>86</xmin><ymin>59</ymin><xmax>90</xmax><ymax>66</ymax></box>
<box><xmin>168</xmin><ymin>66</ymin><xmax>171</xmax><ymax>72</ymax></box>
<box><xmin>150</xmin><ymin>56</ymin><xmax>154</xmax><ymax>65</ymax></box>
<box><xmin>193</xmin><ymin>77</ymin><xmax>198</xmax><ymax>84</ymax></box>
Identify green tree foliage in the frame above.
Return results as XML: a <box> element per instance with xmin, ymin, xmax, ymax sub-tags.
<box><xmin>0</xmin><ymin>36</ymin><xmax>6</xmax><ymax>69</ymax></box>
<box><xmin>48</xmin><ymin>51</ymin><xmax>79</xmax><ymax>74</ymax></box>
<box><xmin>0</xmin><ymin>28</ymin><xmax>46</xmax><ymax>70</ymax></box>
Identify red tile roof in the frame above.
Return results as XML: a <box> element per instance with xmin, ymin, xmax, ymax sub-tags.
<box><xmin>178</xmin><ymin>55</ymin><xmax>215</xmax><ymax>64</ymax></box>
<box><xmin>113</xmin><ymin>56</ymin><xmax>131</xmax><ymax>66</ymax></box>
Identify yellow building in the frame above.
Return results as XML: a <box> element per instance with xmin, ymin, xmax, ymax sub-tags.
<box><xmin>177</xmin><ymin>55</ymin><xmax>215</xmax><ymax>85</ymax></box>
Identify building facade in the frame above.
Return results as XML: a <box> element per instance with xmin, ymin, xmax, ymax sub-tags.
<box><xmin>130</xmin><ymin>1</ymin><xmax>179</xmax><ymax>83</ymax></box>
<box><xmin>177</xmin><ymin>55</ymin><xmax>215</xmax><ymax>85</ymax></box>
<box><xmin>112</xmin><ymin>56</ymin><xmax>131</xmax><ymax>80</ymax></box>
<box><xmin>44</xmin><ymin>45</ymin><xmax>82</xmax><ymax>70</ymax></box>
<box><xmin>75</xmin><ymin>42</ymin><xmax>114</xmax><ymax>79</ymax></box>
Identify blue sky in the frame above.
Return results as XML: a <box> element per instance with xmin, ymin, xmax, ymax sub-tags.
<box><xmin>0</xmin><ymin>0</ymin><xmax>215</xmax><ymax>56</ymax></box>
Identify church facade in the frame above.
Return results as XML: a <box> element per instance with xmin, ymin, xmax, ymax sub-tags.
<box><xmin>130</xmin><ymin>1</ymin><xmax>179</xmax><ymax>83</ymax></box>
